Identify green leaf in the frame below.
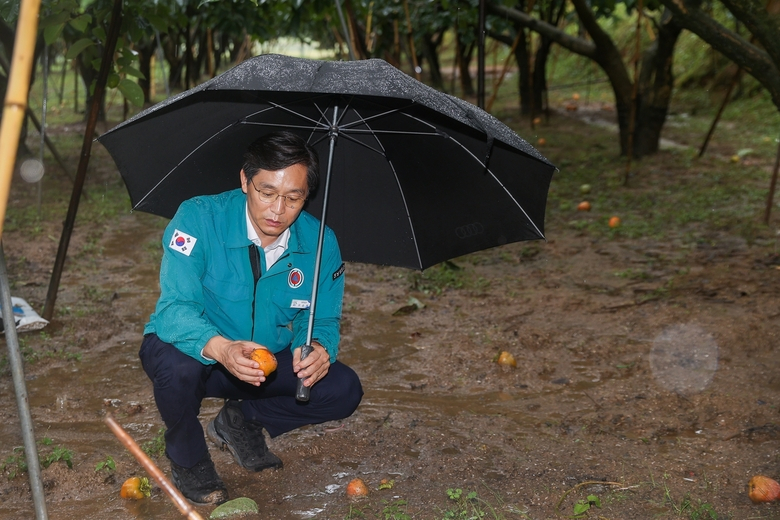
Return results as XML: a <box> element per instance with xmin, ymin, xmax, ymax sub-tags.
<box><xmin>129</xmin><ymin>24</ymin><xmax>144</xmax><ymax>42</ymax></box>
<box><xmin>43</xmin><ymin>24</ymin><xmax>65</xmax><ymax>46</ymax></box>
<box><xmin>587</xmin><ymin>494</ymin><xmax>601</xmax><ymax>507</ymax></box>
<box><xmin>65</xmin><ymin>38</ymin><xmax>94</xmax><ymax>59</ymax></box>
<box><xmin>116</xmin><ymin>55</ymin><xmax>132</xmax><ymax>67</ymax></box>
<box><xmin>119</xmin><ymin>65</ymin><xmax>146</xmax><ymax>80</ymax></box>
<box><xmin>145</xmin><ymin>14</ymin><xmax>169</xmax><ymax>33</ymax></box>
<box><xmin>92</xmin><ymin>26</ymin><xmax>107</xmax><ymax>42</ymax></box>
<box><xmin>39</xmin><ymin>11</ymin><xmax>71</xmax><ymax>29</ymax></box>
<box><xmin>118</xmin><ymin>78</ymin><xmax>144</xmax><ymax>107</ymax></box>
<box><xmin>573</xmin><ymin>501</ymin><xmax>590</xmax><ymax>515</ymax></box>
<box><xmin>80</xmin><ymin>0</ymin><xmax>97</xmax><ymax>9</ymax></box>
<box><xmin>68</xmin><ymin>13</ymin><xmax>92</xmax><ymax>33</ymax></box>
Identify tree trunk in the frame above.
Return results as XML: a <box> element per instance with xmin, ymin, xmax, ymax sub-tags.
<box><xmin>228</xmin><ymin>33</ymin><xmax>245</xmax><ymax>64</ymax></box>
<box><xmin>455</xmin><ymin>32</ymin><xmax>475</xmax><ymax>97</ymax></box>
<box><xmin>633</xmin><ymin>9</ymin><xmax>683</xmax><ymax>156</ymax></box>
<box><xmin>532</xmin><ymin>36</ymin><xmax>553</xmax><ymax>114</ymax></box>
<box><xmin>344</xmin><ymin>0</ymin><xmax>369</xmax><ymax>59</ymax></box>
<box><xmin>163</xmin><ymin>32</ymin><xmax>184</xmax><ymax>90</ymax></box>
<box><xmin>513</xmin><ymin>26</ymin><xmax>531</xmax><ymax>115</ymax></box>
<box><xmin>419</xmin><ymin>33</ymin><xmax>444</xmax><ymax>89</ymax></box>
<box><xmin>185</xmin><ymin>20</ymin><xmax>193</xmax><ymax>89</ymax></box>
<box><xmin>136</xmin><ymin>41</ymin><xmax>155</xmax><ymax>104</ymax></box>
<box><xmin>189</xmin><ymin>27</ymin><xmax>208</xmax><ymax>84</ymax></box>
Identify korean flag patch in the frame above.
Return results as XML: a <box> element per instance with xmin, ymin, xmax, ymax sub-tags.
<box><xmin>169</xmin><ymin>229</ymin><xmax>197</xmax><ymax>256</ymax></box>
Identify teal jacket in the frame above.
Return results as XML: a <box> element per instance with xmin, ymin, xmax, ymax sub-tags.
<box><xmin>144</xmin><ymin>189</ymin><xmax>344</xmax><ymax>365</ymax></box>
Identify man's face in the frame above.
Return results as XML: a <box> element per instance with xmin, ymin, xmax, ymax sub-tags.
<box><xmin>241</xmin><ymin>163</ymin><xmax>309</xmax><ymax>247</ymax></box>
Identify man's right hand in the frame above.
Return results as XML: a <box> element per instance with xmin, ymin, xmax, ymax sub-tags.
<box><xmin>203</xmin><ymin>336</ymin><xmax>268</xmax><ymax>386</ymax></box>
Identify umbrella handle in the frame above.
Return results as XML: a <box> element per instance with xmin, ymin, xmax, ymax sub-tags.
<box><xmin>295</xmin><ymin>344</ymin><xmax>314</xmax><ymax>401</ymax></box>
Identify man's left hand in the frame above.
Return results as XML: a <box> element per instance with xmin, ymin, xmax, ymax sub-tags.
<box><xmin>293</xmin><ymin>341</ymin><xmax>330</xmax><ymax>388</ymax></box>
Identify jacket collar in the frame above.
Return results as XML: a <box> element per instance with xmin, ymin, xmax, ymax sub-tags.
<box><xmin>223</xmin><ymin>189</ymin><xmax>312</xmax><ymax>256</ymax></box>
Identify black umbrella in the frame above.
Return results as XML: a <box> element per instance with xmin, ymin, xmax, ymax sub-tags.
<box><xmin>98</xmin><ymin>55</ymin><xmax>555</xmax><ymax>397</ymax></box>
<box><xmin>99</xmin><ymin>54</ymin><xmax>554</xmax><ymax>270</ymax></box>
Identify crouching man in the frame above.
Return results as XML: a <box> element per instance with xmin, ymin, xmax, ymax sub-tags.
<box><xmin>139</xmin><ymin>131</ymin><xmax>363</xmax><ymax>504</ymax></box>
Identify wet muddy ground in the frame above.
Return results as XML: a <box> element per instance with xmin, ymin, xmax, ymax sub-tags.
<box><xmin>1</xmin><ymin>111</ymin><xmax>780</xmax><ymax>519</ymax></box>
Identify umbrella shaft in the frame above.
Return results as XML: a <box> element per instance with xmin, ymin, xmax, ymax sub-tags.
<box><xmin>298</xmin><ymin>107</ymin><xmax>339</xmax><ymax>402</ymax></box>
<box><xmin>305</xmin><ymin>107</ymin><xmax>339</xmax><ymax>348</ymax></box>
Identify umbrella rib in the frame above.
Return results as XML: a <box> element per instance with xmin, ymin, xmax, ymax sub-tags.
<box><xmin>262</xmin><ymin>101</ymin><xmax>331</xmax><ymax>129</ymax></box>
<box><xmin>335</xmin><ymin>132</ymin><xmax>387</xmax><ymax>157</ymax></box>
<box><xmin>337</xmin><ymin>106</ymin><xmax>409</xmax><ymax>130</ymax></box>
<box><xmin>341</xmin><ymin>129</ymin><xmax>441</xmax><ymax>136</ymax></box>
<box><xmin>242</xmin><ymin>121</ymin><xmax>328</xmax><ymax>133</ymax></box>
<box><xmin>447</xmin><ymin>138</ymin><xmax>546</xmax><ymax>239</ymax></box>
<box><xmin>132</xmin><ymin>122</ymin><xmax>240</xmax><ymax>210</ymax></box>
<box><xmin>350</xmin><ymin>107</ymin><xmax>425</xmax><ymax>269</ymax></box>
<box><xmin>389</xmin><ymin>110</ymin><xmax>545</xmax><ymax>239</ymax></box>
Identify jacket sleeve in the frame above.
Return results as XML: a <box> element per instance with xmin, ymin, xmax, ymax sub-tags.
<box><xmin>291</xmin><ymin>228</ymin><xmax>344</xmax><ymax>363</ymax></box>
<box><xmin>151</xmin><ymin>201</ymin><xmax>221</xmax><ymax>364</ymax></box>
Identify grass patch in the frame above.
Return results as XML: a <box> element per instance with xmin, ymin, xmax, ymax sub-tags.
<box><xmin>0</xmin><ymin>437</ymin><xmax>74</xmax><ymax>479</ymax></box>
<box><xmin>141</xmin><ymin>427</ymin><xmax>166</xmax><ymax>459</ymax></box>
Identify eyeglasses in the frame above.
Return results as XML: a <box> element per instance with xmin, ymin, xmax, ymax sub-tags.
<box><xmin>249</xmin><ymin>177</ymin><xmax>306</xmax><ymax>209</ymax></box>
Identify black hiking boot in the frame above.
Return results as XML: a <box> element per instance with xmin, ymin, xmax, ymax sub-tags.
<box><xmin>207</xmin><ymin>399</ymin><xmax>283</xmax><ymax>472</ymax></box>
<box><xmin>169</xmin><ymin>452</ymin><xmax>228</xmax><ymax>506</ymax></box>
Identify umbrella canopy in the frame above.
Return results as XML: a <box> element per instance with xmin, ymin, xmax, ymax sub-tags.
<box><xmin>98</xmin><ymin>54</ymin><xmax>555</xmax><ymax>270</ymax></box>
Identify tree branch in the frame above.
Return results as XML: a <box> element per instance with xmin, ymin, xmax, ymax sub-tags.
<box><xmin>486</xmin><ymin>1</ymin><xmax>596</xmax><ymax>57</ymax></box>
<box><xmin>657</xmin><ymin>0</ymin><xmax>780</xmax><ymax>105</ymax></box>
<box><xmin>719</xmin><ymin>0</ymin><xmax>780</xmax><ymax>67</ymax></box>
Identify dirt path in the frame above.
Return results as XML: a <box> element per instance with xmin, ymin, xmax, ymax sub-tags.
<box><xmin>0</xmin><ymin>115</ymin><xmax>779</xmax><ymax>519</ymax></box>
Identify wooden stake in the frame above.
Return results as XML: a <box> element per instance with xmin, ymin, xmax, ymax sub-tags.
<box><xmin>0</xmin><ymin>0</ymin><xmax>43</xmax><ymax>241</ymax></box>
<box><xmin>105</xmin><ymin>415</ymin><xmax>204</xmax><ymax>520</ymax></box>
<box><xmin>698</xmin><ymin>66</ymin><xmax>743</xmax><ymax>158</ymax></box>
<box><xmin>764</xmin><ymin>138</ymin><xmax>780</xmax><ymax>224</ymax></box>
<box><xmin>486</xmin><ymin>32</ymin><xmax>522</xmax><ymax>113</ymax></box>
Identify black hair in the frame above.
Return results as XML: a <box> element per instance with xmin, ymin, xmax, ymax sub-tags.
<box><xmin>242</xmin><ymin>131</ymin><xmax>319</xmax><ymax>196</ymax></box>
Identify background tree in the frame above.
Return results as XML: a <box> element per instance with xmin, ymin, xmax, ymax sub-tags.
<box><xmin>489</xmin><ymin>0</ymin><xmax>567</xmax><ymax>115</ymax></box>
<box><xmin>488</xmin><ymin>0</ymin><xmax>682</xmax><ymax>157</ymax></box>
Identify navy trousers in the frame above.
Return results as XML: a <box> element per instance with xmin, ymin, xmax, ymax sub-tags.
<box><xmin>139</xmin><ymin>333</ymin><xmax>363</xmax><ymax>468</ymax></box>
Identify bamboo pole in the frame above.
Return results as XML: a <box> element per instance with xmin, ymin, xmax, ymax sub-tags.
<box><xmin>105</xmin><ymin>415</ymin><xmax>204</xmax><ymax>520</ymax></box>
<box><xmin>0</xmin><ymin>242</ymin><xmax>49</xmax><ymax>519</ymax></box>
<box><xmin>0</xmin><ymin>0</ymin><xmax>43</xmax><ymax>241</ymax></box>
<box><xmin>0</xmin><ymin>5</ymin><xmax>47</xmax><ymax>518</ymax></box>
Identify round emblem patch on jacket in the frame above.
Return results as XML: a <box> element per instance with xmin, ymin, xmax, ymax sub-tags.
<box><xmin>288</xmin><ymin>268</ymin><xmax>304</xmax><ymax>288</ymax></box>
